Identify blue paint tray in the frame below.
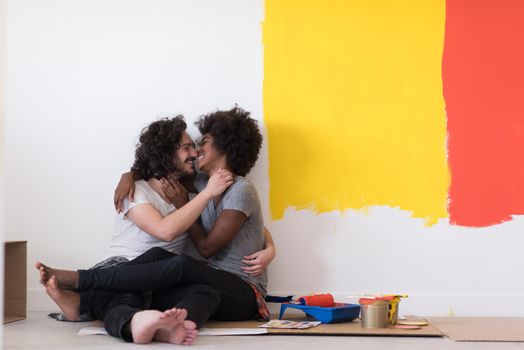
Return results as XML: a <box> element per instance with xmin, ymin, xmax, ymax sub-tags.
<box><xmin>278</xmin><ymin>302</ymin><xmax>361</xmax><ymax>324</ymax></box>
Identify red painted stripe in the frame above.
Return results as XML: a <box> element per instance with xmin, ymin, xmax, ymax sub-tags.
<box><xmin>444</xmin><ymin>0</ymin><xmax>524</xmax><ymax>227</ymax></box>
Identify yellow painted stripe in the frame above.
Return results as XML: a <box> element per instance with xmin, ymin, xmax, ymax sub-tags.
<box><xmin>263</xmin><ymin>0</ymin><xmax>449</xmax><ymax>224</ymax></box>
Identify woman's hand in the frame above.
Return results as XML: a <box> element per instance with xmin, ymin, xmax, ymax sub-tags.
<box><xmin>161</xmin><ymin>174</ymin><xmax>189</xmax><ymax>208</ymax></box>
<box><xmin>241</xmin><ymin>246</ymin><xmax>275</xmax><ymax>277</ymax></box>
<box><xmin>114</xmin><ymin>172</ymin><xmax>136</xmax><ymax>213</ymax></box>
<box><xmin>204</xmin><ymin>169</ymin><xmax>234</xmax><ymax>197</ymax></box>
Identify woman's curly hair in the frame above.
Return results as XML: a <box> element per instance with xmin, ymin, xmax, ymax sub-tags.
<box><xmin>196</xmin><ymin>106</ymin><xmax>262</xmax><ymax>176</ymax></box>
<box><xmin>131</xmin><ymin>116</ymin><xmax>187</xmax><ymax>180</ymax></box>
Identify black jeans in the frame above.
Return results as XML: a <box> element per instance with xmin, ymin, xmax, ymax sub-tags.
<box><xmin>80</xmin><ymin>284</ymin><xmax>221</xmax><ymax>342</ymax></box>
<box><xmin>79</xmin><ymin>249</ymin><xmax>224</xmax><ymax>342</ymax></box>
<box><xmin>79</xmin><ymin>248</ymin><xmax>258</xmax><ymax>324</ymax></box>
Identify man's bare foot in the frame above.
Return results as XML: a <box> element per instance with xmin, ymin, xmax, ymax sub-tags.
<box><xmin>181</xmin><ymin>321</ymin><xmax>198</xmax><ymax>345</ymax></box>
<box><xmin>45</xmin><ymin>276</ymin><xmax>80</xmax><ymax>321</ymax></box>
<box><xmin>35</xmin><ymin>262</ymin><xmax>78</xmax><ymax>290</ymax></box>
<box><xmin>154</xmin><ymin>308</ymin><xmax>198</xmax><ymax>345</ymax></box>
<box><xmin>131</xmin><ymin>308</ymin><xmax>190</xmax><ymax>344</ymax></box>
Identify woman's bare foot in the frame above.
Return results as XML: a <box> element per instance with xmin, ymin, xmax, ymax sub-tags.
<box><xmin>35</xmin><ymin>261</ymin><xmax>51</xmax><ymax>285</ymax></box>
<box><xmin>35</xmin><ymin>262</ymin><xmax>79</xmax><ymax>289</ymax></box>
<box><xmin>131</xmin><ymin>308</ymin><xmax>189</xmax><ymax>344</ymax></box>
<box><xmin>45</xmin><ymin>276</ymin><xmax>80</xmax><ymax>321</ymax></box>
<box><xmin>153</xmin><ymin>308</ymin><xmax>198</xmax><ymax>345</ymax></box>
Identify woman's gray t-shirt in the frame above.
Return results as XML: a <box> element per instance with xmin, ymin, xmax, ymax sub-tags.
<box><xmin>194</xmin><ymin>173</ymin><xmax>268</xmax><ymax>296</ymax></box>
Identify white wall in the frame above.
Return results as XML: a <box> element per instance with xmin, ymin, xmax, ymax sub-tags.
<box><xmin>5</xmin><ymin>0</ymin><xmax>524</xmax><ymax>317</ymax></box>
<box><xmin>1</xmin><ymin>0</ymin><xmax>6</xmax><ymax>344</ymax></box>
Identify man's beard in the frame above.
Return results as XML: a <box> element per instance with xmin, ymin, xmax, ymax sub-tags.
<box><xmin>173</xmin><ymin>159</ymin><xmax>196</xmax><ymax>178</ymax></box>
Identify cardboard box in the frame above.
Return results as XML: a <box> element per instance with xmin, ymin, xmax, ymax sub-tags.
<box><xmin>3</xmin><ymin>241</ymin><xmax>27</xmax><ymax>324</ymax></box>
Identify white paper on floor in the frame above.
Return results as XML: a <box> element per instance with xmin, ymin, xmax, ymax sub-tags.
<box><xmin>79</xmin><ymin>327</ymin><xmax>267</xmax><ymax>336</ymax></box>
<box><xmin>198</xmin><ymin>328</ymin><xmax>267</xmax><ymax>335</ymax></box>
<box><xmin>78</xmin><ymin>327</ymin><xmax>108</xmax><ymax>336</ymax></box>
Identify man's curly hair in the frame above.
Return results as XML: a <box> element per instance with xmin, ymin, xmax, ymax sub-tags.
<box><xmin>195</xmin><ymin>106</ymin><xmax>262</xmax><ymax>176</ymax></box>
<box><xmin>131</xmin><ymin>116</ymin><xmax>187</xmax><ymax>180</ymax></box>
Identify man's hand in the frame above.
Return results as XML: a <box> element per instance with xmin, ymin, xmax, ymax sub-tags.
<box><xmin>241</xmin><ymin>247</ymin><xmax>275</xmax><ymax>277</ymax></box>
<box><xmin>114</xmin><ymin>172</ymin><xmax>136</xmax><ymax>213</ymax></box>
<box><xmin>161</xmin><ymin>174</ymin><xmax>189</xmax><ymax>208</ymax></box>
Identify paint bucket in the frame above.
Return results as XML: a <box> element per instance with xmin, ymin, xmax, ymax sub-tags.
<box><xmin>388</xmin><ymin>296</ymin><xmax>401</xmax><ymax>325</ymax></box>
<box><xmin>359</xmin><ymin>298</ymin><xmax>389</xmax><ymax>328</ymax></box>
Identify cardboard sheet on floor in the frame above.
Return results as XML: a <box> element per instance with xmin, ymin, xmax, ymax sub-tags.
<box><xmin>426</xmin><ymin>317</ymin><xmax>524</xmax><ymax>342</ymax></box>
<box><xmin>85</xmin><ymin>316</ymin><xmax>443</xmax><ymax>337</ymax></box>
<box><xmin>206</xmin><ymin>316</ymin><xmax>443</xmax><ymax>337</ymax></box>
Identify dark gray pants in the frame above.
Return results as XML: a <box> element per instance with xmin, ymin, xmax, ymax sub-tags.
<box><xmin>81</xmin><ymin>283</ymin><xmax>220</xmax><ymax>342</ymax></box>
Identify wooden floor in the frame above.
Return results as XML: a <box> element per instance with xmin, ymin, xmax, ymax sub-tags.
<box><xmin>4</xmin><ymin>312</ymin><xmax>524</xmax><ymax>350</ymax></box>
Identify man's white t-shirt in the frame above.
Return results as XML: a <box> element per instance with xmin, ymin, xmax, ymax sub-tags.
<box><xmin>100</xmin><ymin>180</ymin><xmax>187</xmax><ymax>261</ymax></box>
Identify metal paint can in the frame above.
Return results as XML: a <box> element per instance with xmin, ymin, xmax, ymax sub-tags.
<box><xmin>359</xmin><ymin>299</ymin><xmax>389</xmax><ymax>328</ymax></box>
<box><xmin>388</xmin><ymin>296</ymin><xmax>401</xmax><ymax>325</ymax></box>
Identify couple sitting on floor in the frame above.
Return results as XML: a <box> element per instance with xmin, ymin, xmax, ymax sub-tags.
<box><xmin>36</xmin><ymin>106</ymin><xmax>275</xmax><ymax>345</ymax></box>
